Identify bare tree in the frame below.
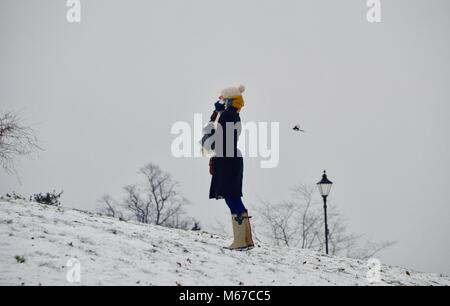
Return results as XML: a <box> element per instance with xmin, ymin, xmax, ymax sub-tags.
<box><xmin>209</xmin><ymin>218</ymin><xmax>229</xmax><ymax>237</ymax></box>
<box><xmin>164</xmin><ymin>214</ymin><xmax>195</xmax><ymax>230</ymax></box>
<box><xmin>259</xmin><ymin>200</ymin><xmax>299</xmax><ymax>247</ymax></box>
<box><xmin>97</xmin><ymin>194</ymin><xmax>123</xmax><ymax>219</ymax></box>
<box><xmin>100</xmin><ymin>163</ymin><xmax>196</xmax><ymax>230</ymax></box>
<box><xmin>123</xmin><ymin>184</ymin><xmax>150</xmax><ymax>223</ymax></box>
<box><xmin>344</xmin><ymin>240</ymin><xmax>397</xmax><ymax>260</ymax></box>
<box><xmin>257</xmin><ymin>184</ymin><xmax>395</xmax><ymax>259</ymax></box>
<box><xmin>0</xmin><ymin>111</ymin><xmax>41</xmax><ymax>173</ymax></box>
<box><xmin>139</xmin><ymin>164</ymin><xmax>187</xmax><ymax>226</ymax></box>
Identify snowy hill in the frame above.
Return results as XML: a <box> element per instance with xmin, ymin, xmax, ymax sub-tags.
<box><xmin>0</xmin><ymin>199</ymin><xmax>449</xmax><ymax>286</ymax></box>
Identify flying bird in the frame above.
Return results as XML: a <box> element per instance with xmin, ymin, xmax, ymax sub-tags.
<box><xmin>293</xmin><ymin>124</ymin><xmax>305</xmax><ymax>133</ymax></box>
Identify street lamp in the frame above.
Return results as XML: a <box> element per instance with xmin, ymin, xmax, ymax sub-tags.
<box><xmin>317</xmin><ymin>170</ymin><xmax>333</xmax><ymax>255</ymax></box>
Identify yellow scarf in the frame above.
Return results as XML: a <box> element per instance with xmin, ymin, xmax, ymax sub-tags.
<box><xmin>231</xmin><ymin>95</ymin><xmax>244</xmax><ymax>112</ymax></box>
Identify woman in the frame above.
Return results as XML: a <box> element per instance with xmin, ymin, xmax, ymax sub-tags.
<box><xmin>208</xmin><ymin>85</ymin><xmax>254</xmax><ymax>251</ymax></box>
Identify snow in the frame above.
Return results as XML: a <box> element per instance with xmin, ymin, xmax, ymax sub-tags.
<box><xmin>0</xmin><ymin>199</ymin><xmax>449</xmax><ymax>286</ymax></box>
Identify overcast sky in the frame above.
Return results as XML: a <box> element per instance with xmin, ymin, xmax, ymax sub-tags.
<box><xmin>1</xmin><ymin>0</ymin><xmax>449</xmax><ymax>275</ymax></box>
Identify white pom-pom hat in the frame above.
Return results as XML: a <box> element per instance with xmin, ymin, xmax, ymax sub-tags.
<box><xmin>220</xmin><ymin>84</ymin><xmax>246</xmax><ymax>99</ymax></box>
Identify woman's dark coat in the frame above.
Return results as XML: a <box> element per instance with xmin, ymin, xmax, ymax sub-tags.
<box><xmin>209</xmin><ymin>107</ymin><xmax>243</xmax><ymax>199</ymax></box>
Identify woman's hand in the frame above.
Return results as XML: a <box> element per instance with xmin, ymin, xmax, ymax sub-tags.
<box><xmin>214</xmin><ymin>100</ymin><xmax>225</xmax><ymax>112</ymax></box>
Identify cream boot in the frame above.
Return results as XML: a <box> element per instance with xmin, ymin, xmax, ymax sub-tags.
<box><xmin>243</xmin><ymin>211</ymin><xmax>254</xmax><ymax>249</ymax></box>
<box><xmin>224</xmin><ymin>213</ymin><xmax>247</xmax><ymax>250</ymax></box>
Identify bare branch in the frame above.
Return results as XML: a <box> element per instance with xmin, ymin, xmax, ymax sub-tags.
<box><xmin>258</xmin><ymin>183</ymin><xmax>395</xmax><ymax>259</ymax></box>
<box><xmin>105</xmin><ymin>163</ymin><xmax>193</xmax><ymax>230</ymax></box>
<box><xmin>0</xmin><ymin>111</ymin><xmax>42</xmax><ymax>173</ymax></box>
<box><xmin>97</xmin><ymin>194</ymin><xmax>123</xmax><ymax>219</ymax></box>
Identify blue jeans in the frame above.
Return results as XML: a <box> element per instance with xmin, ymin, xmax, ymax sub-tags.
<box><xmin>224</xmin><ymin>197</ymin><xmax>247</xmax><ymax>215</ymax></box>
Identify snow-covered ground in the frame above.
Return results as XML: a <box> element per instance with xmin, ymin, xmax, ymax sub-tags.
<box><xmin>0</xmin><ymin>199</ymin><xmax>449</xmax><ymax>286</ymax></box>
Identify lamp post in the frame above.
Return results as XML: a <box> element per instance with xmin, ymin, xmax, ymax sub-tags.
<box><xmin>317</xmin><ymin>170</ymin><xmax>333</xmax><ymax>255</ymax></box>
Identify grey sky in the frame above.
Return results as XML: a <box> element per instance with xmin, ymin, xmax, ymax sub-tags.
<box><xmin>1</xmin><ymin>0</ymin><xmax>449</xmax><ymax>275</ymax></box>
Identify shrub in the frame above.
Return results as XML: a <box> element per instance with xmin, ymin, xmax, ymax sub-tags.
<box><xmin>15</xmin><ymin>255</ymin><xmax>26</xmax><ymax>263</ymax></box>
<box><xmin>2</xmin><ymin>192</ymin><xmax>26</xmax><ymax>201</ymax></box>
<box><xmin>191</xmin><ymin>222</ymin><xmax>201</xmax><ymax>231</ymax></box>
<box><xmin>32</xmin><ymin>190</ymin><xmax>63</xmax><ymax>206</ymax></box>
